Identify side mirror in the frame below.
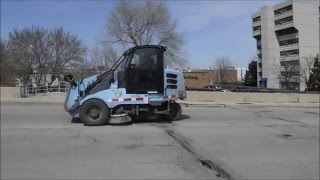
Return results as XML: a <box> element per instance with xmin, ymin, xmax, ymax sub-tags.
<box><xmin>63</xmin><ymin>74</ymin><xmax>77</xmax><ymax>87</ymax></box>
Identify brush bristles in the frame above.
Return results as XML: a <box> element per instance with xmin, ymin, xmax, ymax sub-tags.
<box><xmin>109</xmin><ymin>114</ymin><xmax>132</xmax><ymax>124</ymax></box>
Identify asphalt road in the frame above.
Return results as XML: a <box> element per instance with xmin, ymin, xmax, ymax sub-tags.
<box><xmin>1</xmin><ymin>104</ymin><xmax>319</xmax><ymax>179</ymax></box>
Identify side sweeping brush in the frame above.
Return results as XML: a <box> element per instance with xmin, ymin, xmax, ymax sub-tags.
<box><xmin>108</xmin><ymin>113</ymin><xmax>132</xmax><ymax>125</ymax></box>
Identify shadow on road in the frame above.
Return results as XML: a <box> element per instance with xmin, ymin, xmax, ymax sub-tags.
<box><xmin>71</xmin><ymin>118</ymin><xmax>82</xmax><ymax>124</ymax></box>
<box><xmin>179</xmin><ymin>114</ymin><xmax>191</xmax><ymax>121</ymax></box>
<box><xmin>70</xmin><ymin>114</ymin><xmax>190</xmax><ymax>125</ymax></box>
<box><xmin>133</xmin><ymin>114</ymin><xmax>190</xmax><ymax>124</ymax></box>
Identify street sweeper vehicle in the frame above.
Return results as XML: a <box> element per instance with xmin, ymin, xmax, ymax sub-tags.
<box><xmin>63</xmin><ymin>45</ymin><xmax>186</xmax><ymax>126</ymax></box>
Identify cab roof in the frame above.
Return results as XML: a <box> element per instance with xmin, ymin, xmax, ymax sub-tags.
<box><xmin>123</xmin><ymin>45</ymin><xmax>166</xmax><ymax>56</ymax></box>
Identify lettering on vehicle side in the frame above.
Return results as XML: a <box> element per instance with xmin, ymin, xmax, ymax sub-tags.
<box><xmin>184</xmin><ymin>76</ymin><xmax>198</xmax><ymax>80</ymax></box>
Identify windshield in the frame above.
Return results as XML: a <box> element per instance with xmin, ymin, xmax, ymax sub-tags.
<box><xmin>115</xmin><ymin>54</ymin><xmax>130</xmax><ymax>71</ymax></box>
<box><xmin>110</xmin><ymin>54</ymin><xmax>125</xmax><ymax>71</ymax></box>
<box><xmin>129</xmin><ymin>48</ymin><xmax>162</xmax><ymax>71</ymax></box>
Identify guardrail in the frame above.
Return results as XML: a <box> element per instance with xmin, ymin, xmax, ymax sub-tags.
<box><xmin>18</xmin><ymin>82</ymin><xmax>70</xmax><ymax>97</ymax></box>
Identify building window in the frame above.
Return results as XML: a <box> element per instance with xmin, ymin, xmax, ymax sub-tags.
<box><xmin>258</xmin><ymin>54</ymin><xmax>262</xmax><ymax>58</ymax></box>
<box><xmin>274</xmin><ymin>5</ymin><xmax>293</xmax><ymax>16</ymax></box>
<box><xmin>252</xmin><ymin>16</ymin><xmax>261</xmax><ymax>23</ymax></box>
<box><xmin>280</xmin><ymin>71</ymin><xmax>300</xmax><ymax>76</ymax></box>
<box><xmin>279</xmin><ymin>38</ymin><xmax>299</xmax><ymax>46</ymax></box>
<box><xmin>280</xmin><ymin>82</ymin><xmax>299</xmax><ymax>91</ymax></box>
<box><xmin>275</xmin><ymin>16</ymin><xmax>293</xmax><ymax>26</ymax></box>
<box><xmin>258</xmin><ymin>72</ymin><xmax>262</xmax><ymax>76</ymax></box>
<box><xmin>280</xmin><ymin>49</ymin><xmax>299</xmax><ymax>56</ymax></box>
<box><xmin>276</xmin><ymin>28</ymin><xmax>298</xmax><ymax>36</ymax></box>
<box><xmin>257</xmin><ymin>44</ymin><xmax>261</xmax><ymax>49</ymax></box>
<box><xmin>258</xmin><ymin>63</ymin><xmax>262</xmax><ymax>67</ymax></box>
<box><xmin>253</xmin><ymin>26</ymin><xmax>261</xmax><ymax>31</ymax></box>
<box><xmin>280</xmin><ymin>60</ymin><xmax>300</xmax><ymax>66</ymax></box>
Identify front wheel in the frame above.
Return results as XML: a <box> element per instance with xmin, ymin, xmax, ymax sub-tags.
<box><xmin>80</xmin><ymin>99</ymin><xmax>110</xmax><ymax>126</ymax></box>
<box><xmin>164</xmin><ymin>102</ymin><xmax>182</xmax><ymax>121</ymax></box>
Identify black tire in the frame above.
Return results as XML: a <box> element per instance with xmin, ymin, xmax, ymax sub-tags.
<box><xmin>80</xmin><ymin>99</ymin><xmax>109</xmax><ymax>126</ymax></box>
<box><xmin>164</xmin><ymin>102</ymin><xmax>182</xmax><ymax>121</ymax></box>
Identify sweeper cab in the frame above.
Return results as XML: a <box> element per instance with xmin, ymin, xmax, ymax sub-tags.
<box><xmin>64</xmin><ymin>45</ymin><xmax>186</xmax><ymax>126</ymax></box>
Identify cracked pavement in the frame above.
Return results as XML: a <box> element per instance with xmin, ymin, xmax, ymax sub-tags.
<box><xmin>1</xmin><ymin>104</ymin><xmax>319</xmax><ymax>179</ymax></box>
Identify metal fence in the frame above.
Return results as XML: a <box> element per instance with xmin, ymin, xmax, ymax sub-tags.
<box><xmin>18</xmin><ymin>81</ymin><xmax>70</xmax><ymax>97</ymax></box>
<box><xmin>16</xmin><ymin>81</ymin><xmax>319</xmax><ymax>97</ymax></box>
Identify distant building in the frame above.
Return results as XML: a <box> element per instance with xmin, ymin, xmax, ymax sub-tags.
<box><xmin>183</xmin><ymin>68</ymin><xmax>246</xmax><ymax>89</ymax></box>
<box><xmin>183</xmin><ymin>70</ymin><xmax>213</xmax><ymax>88</ymax></box>
<box><xmin>233</xmin><ymin>67</ymin><xmax>247</xmax><ymax>82</ymax></box>
<box><xmin>252</xmin><ymin>0</ymin><xmax>319</xmax><ymax>91</ymax></box>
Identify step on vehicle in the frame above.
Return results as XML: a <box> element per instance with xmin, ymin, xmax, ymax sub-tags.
<box><xmin>64</xmin><ymin>45</ymin><xmax>186</xmax><ymax>126</ymax></box>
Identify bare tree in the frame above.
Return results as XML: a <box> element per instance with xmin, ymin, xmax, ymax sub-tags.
<box><xmin>6</xmin><ymin>26</ymin><xmax>87</xmax><ymax>85</ymax></box>
<box><xmin>0</xmin><ymin>40</ymin><xmax>8</xmax><ymax>85</ymax></box>
<box><xmin>90</xmin><ymin>42</ymin><xmax>117</xmax><ymax>73</ymax></box>
<box><xmin>0</xmin><ymin>40</ymin><xmax>18</xmax><ymax>86</ymax></box>
<box><xmin>107</xmin><ymin>0</ymin><xmax>186</xmax><ymax>67</ymax></box>
<box><xmin>7</xmin><ymin>27</ymin><xmax>51</xmax><ymax>84</ymax></box>
<box><xmin>273</xmin><ymin>61</ymin><xmax>300</xmax><ymax>90</ymax></box>
<box><xmin>300</xmin><ymin>55</ymin><xmax>315</xmax><ymax>87</ymax></box>
<box><xmin>67</xmin><ymin>58</ymin><xmax>96</xmax><ymax>81</ymax></box>
<box><xmin>214</xmin><ymin>57</ymin><xmax>232</xmax><ymax>83</ymax></box>
<box><xmin>48</xmin><ymin>28</ymin><xmax>87</xmax><ymax>78</ymax></box>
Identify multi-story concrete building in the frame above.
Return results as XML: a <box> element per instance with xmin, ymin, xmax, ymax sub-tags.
<box><xmin>252</xmin><ymin>0</ymin><xmax>319</xmax><ymax>91</ymax></box>
<box><xmin>235</xmin><ymin>67</ymin><xmax>247</xmax><ymax>82</ymax></box>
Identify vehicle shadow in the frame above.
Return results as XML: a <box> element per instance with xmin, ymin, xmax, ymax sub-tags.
<box><xmin>71</xmin><ymin>118</ymin><xmax>82</xmax><ymax>124</ymax></box>
<box><xmin>133</xmin><ymin>114</ymin><xmax>190</xmax><ymax>124</ymax></box>
<box><xmin>71</xmin><ymin>114</ymin><xmax>191</xmax><ymax>125</ymax></box>
<box><xmin>177</xmin><ymin>114</ymin><xmax>191</xmax><ymax>121</ymax></box>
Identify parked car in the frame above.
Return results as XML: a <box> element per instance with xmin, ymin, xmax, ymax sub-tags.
<box><xmin>202</xmin><ymin>85</ymin><xmax>222</xmax><ymax>91</ymax></box>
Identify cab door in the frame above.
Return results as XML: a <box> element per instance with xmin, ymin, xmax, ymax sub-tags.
<box><xmin>126</xmin><ymin>48</ymin><xmax>164</xmax><ymax>94</ymax></box>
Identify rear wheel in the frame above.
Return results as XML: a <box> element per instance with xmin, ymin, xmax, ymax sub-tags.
<box><xmin>164</xmin><ymin>102</ymin><xmax>182</xmax><ymax>121</ymax></box>
<box><xmin>80</xmin><ymin>99</ymin><xmax>109</xmax><ymax>126</ymax></box>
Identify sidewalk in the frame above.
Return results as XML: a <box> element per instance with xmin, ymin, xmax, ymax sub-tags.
<box><xmin>1</xmin><ymin>94</ymin><xmax>319</xmax><ymax>108</ymax></box>
<box><xmin>1</xmin><ymin>94</ymin><xmax>66</xmax><ymax>106</ymax></box>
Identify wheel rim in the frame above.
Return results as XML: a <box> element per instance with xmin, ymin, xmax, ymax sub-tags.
<box><xmin>87</xmin><ymin>106</ymin><xmax>102</xmax><ymax>121</ymax></box>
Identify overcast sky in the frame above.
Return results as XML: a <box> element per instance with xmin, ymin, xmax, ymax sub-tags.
<box><xmin>1</xmin><ymin>0</ymin><xmax>280</xmax><ymax>68</ymax></box>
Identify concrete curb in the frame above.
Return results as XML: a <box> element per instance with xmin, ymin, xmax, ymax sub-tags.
<box><xmin>1</xmin><ymin>98</ymin><xmax>318</xmax><ymax>108</ymax></box>
<box><xmin>1</xmin><ymin>97</ymin><xmax>65</xmax><ymax>106</ymax></box>
<box><xmin>1</xmin><ymin>101</ymin><xmax>64</xmax><ymax>106</ymax></box>
<box><xmin>177</xmin><ymin>101</ymin><xmax>319</xmax><ymax>108</ymax></box>
<box><xmin>178</xmin><ymin>102</ymin><xmax>226</xmax><ymax>107</ymax></box>
<box><xmin>226</xmin><ymin>103</ymin><xmax>319</xmax><ymax>108</ymax></box>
